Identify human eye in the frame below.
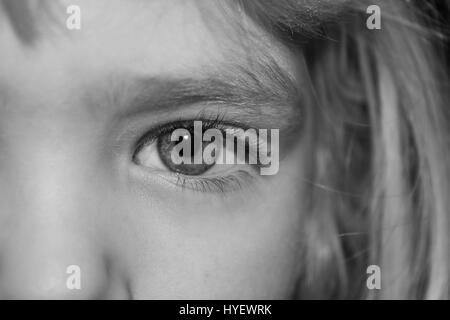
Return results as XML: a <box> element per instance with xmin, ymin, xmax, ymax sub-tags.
<box><xmin>131</xmin><ymin>117</ymin><xmax>261</xmax><ymax>194</ymax></box>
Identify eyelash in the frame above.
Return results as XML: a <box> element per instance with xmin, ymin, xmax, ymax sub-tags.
<box><xmin>132</xmin><ymin>114</ymin><xmax>260</xmax><ymax>194</ymax></box>
<box><xmin>173</xmin><ymin>170</ymin><xmax>255</xmax><ymax>194</ymax></box>
<box><xmin>132</xmin><ymin>113</ymin><xmax>229</xmax><ymax>158</ymax></box>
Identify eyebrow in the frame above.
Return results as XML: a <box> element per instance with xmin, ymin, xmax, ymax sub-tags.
<box><xmin>114</xmin><ymin>57</ymin><xmax>303</xmax><ymax>130</ymax></box>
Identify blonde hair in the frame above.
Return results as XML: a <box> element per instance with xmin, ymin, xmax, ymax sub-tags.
<box><xmin>239</xmin><ymin>0</ymin><xmax>450</xmax><ymax>299</ymax></box>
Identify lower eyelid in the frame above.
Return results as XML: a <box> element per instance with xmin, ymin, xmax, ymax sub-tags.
<box><xmin>129</xmin><ymin>158</ymin><xmax>261</xmax><ymax>196</ymax></box>
<box><xmin>177</xmin><ymin>171</ymin><xmax>256</xmax><ymax>194</ymax></box>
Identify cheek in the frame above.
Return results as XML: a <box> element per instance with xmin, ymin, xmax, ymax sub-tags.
<box><xmin>109</xmin><ymin>169</ymin><xmax>304</xmax><ymax>299</ymax></box>
<box><xmin>193</xmin><ymin>199</ymin><xmax>302</xmax><ymax>299</ymax></box>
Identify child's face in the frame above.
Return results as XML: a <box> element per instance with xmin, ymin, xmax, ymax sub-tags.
<box><xmin>0</xmin><ymin>0</ymin><xmax>307</xmax><ymax>298</ymax></box>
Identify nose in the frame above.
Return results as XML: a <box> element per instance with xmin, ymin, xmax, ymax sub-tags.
<box><xmin>0</xmin><ymin>139</ymin><xmax>129</xmax><ymax>299</ymax></box>
<box><xmin>0</xmin><ymin>230</ymin><xmax>110</xmax><ymax>299</ymax></box>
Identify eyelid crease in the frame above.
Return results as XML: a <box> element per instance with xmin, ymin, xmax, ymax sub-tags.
<box><xmin>108</xmin><ymin>51</ymin><xmax>303</xmax><ymax>128</ymax></box>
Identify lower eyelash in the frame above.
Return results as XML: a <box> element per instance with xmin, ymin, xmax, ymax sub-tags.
<box><xmin>174</xmin><ymin>170</ymin><xmax>256</xmax><ymax>194</ymax></box>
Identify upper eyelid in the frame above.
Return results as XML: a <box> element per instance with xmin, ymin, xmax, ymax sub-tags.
<box><xmin>132</xmin><ymin>117</ymin><xmax>253</xmax><ymax>156</ymax></box>
<box><xmin>113</xmin><ymin>99</ymin><xmax>302</xmax><ymax>155</ymax></box>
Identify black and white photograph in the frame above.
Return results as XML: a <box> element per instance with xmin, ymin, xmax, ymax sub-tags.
<box><xmin>0</xmin><ymin>0</ymin><xmax>449</xmax><ymax>305</ymax></box>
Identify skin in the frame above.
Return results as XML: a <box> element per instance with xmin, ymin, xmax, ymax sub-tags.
<box><xmin>0</xmin><ymin>0</ymin><xmax>307</xmax><ymax>299</ymax></box>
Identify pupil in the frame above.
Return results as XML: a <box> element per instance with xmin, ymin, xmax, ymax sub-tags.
<box><xmin>157</xmin><ymin>130</ymin><xmax>216</xmax><ymax>176</ymax></box>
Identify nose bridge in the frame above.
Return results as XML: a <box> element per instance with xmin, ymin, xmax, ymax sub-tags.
<box><xmin>2</xmin><ymin>128</ymin><xmax>97</xmax><ymax>223</ymax></box>
<box><xmin>0</xmin><ymin>133</ymin><xmax>111</xmax><ymax>299</ymax></box>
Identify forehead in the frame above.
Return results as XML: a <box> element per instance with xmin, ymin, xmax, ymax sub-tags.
<box><xmin>0</xmin><ymin>0</ymin><xmax>298</xmax><ymax>103</ymax></box>
<box><xmin>1</xmin><ymin>0</ymin><xmax>223</xmax><ymax>75</ymax></box>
